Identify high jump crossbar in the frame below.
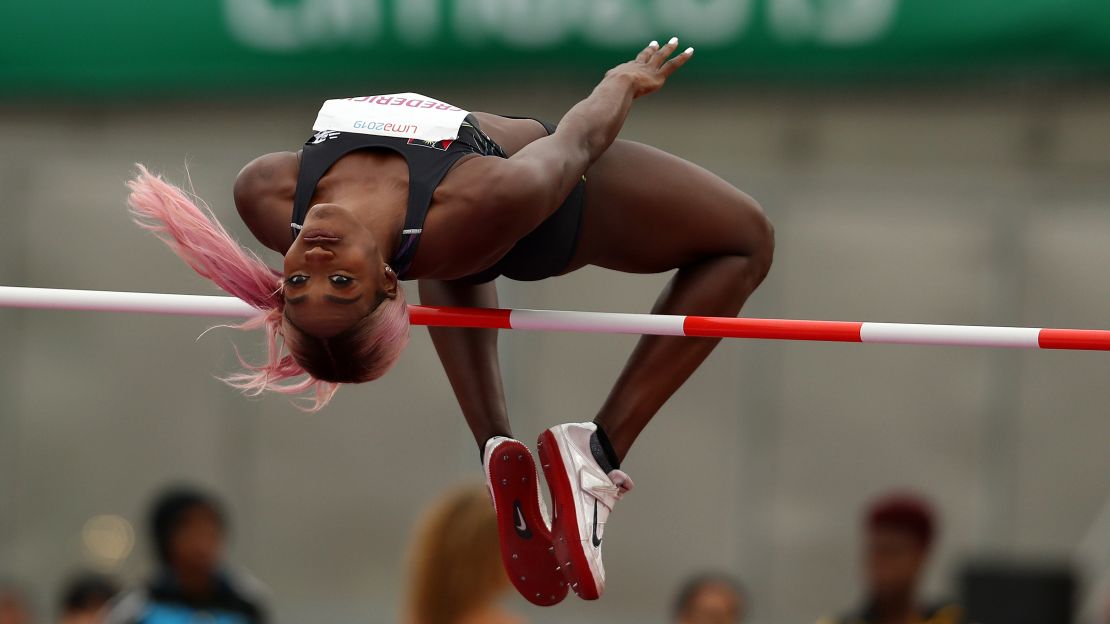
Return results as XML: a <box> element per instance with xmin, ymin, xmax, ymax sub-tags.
<box><xmin>1</xmin><ymin>286</ymin><xmax>1108</xmax><ymax>351</ymax></box>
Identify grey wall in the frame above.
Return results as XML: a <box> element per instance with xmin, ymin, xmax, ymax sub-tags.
<box><xmin>2</xmin><ymin>84</ymin><xmax>1109</xmax><ymax>623</ymax></box>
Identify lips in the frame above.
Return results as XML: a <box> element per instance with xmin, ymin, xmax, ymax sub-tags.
<box><xmin>301</xmin><ymin>228</ymin><xmax>342</xmax><ymax>242</ymax></box>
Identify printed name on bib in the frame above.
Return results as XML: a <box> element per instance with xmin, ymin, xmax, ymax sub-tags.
<box><xmin>313</xmin><ymin>93</ymin><xmax>470</xmax><ymax>142</ymax></box>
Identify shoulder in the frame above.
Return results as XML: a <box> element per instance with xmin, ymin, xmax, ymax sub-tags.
<box><xmin>433</xmin><ymin>156</ymin><xmax>517</xmax><ymax>225</ymax></box>
<box><xmin>233</xmin><ymin>152</ymin><xmax>298</xmax><ymax>207</ymax></box>
<box><xmin>446</xmin><ymin>154</ymin><xmax>548</xmax><ymax>207</ymax></box>
<box><xmin>222</xmin><ymin>567</ymin><xmax>270</xmax><ymax>610</ymax></box>
<box><xmin>103</xmin><ymin>588</ymin><xmax>149</xmax><ymax>624</ymax></box>
<box><xmin>233</xmin><ymin>152</ymin><xmax>299</xmax><ymax>253</ymax></box>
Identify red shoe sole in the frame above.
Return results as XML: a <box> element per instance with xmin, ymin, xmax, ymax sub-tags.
<box><xmin>537</xmin><ymin>430</ymin><xmax>602</xmax><ymax>600</ymax></box>
<box><xmin>486</xmin><ymin>439</ymin><xmax>567</xmax><ymax>606</ymax></box>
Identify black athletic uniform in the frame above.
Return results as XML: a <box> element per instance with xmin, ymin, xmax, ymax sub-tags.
<box><xmin>291</xmin><ymin>115</ymin><xmax>585</xmax><ymax>283</ymax></box>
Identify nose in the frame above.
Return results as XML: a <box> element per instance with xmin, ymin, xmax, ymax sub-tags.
<box><xmin>304</xmin><ymin>246</ymin><xmax>334</xmax><ymax>262</ymax></box>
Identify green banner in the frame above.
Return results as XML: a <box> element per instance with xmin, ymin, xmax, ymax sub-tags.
<box><xmin>3</xmin><ymin>0</ymin><xmax>1110</xmax><ymax>96</ymax></box>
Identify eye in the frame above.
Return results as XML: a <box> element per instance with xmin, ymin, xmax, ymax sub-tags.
<box><xmin>329</xmin><ymin>275</ymin><xmax>353</xmax><ymax>286</ymax></box>
<box><xmin>286</xmin><ymin>275</ymin><xmax>308</xmax><ymax>286</ymax></box>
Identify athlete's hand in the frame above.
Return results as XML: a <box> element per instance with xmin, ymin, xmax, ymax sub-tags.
<box><xmin>606</xmin><ymin>37</ymin><xmax>694</xmax><ymax>99</ymax></box>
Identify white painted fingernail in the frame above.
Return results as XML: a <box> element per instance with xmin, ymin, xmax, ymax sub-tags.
<box><xmin>684</xmin><ymin>47</ymin><xmax>694</xmax><ymax>55</ymax></box>
<box><xmin>650</xmin><ymin>40</ymin><xmax>658</xmax><ymax>48</ymax></box>
<box><xmin>669</xmin><ymin>36</ymin><xmax>678</xmax><ymax>45</ymax></box>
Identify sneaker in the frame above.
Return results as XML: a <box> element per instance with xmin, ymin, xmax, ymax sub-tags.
<box><xmin>537</xmin><ymin>423</ymin><xmax>634</xmax><ymax>600</ymax></box>
<box><xmin>483</xmin><ymin>436</ymin><xmax>568</xmax><ymax>606</ymax></box>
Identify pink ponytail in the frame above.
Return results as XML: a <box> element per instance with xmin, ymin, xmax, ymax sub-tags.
<box><xmin>126</xmin><ymin>165</ymin><xmax>339</xmax><ymax>410</ymax></box>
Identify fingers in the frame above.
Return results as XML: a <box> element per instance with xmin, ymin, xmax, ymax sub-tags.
<box><xmin>635</xmin><ymin>40</ymin><xmax>659</xmax><ymax>63</ymax></box>
<box><xmin>660</xmin><ymin>46</ymin><xmax>694</xmax><ymax>77</ymax></box>
<box><xmin>650</xmin><ymin>36</ymin><xmax>680</xmax><ymax>67</ymax></box>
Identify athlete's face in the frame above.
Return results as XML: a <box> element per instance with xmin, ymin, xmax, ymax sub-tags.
<box><xmin>283</xmin><ymin>203</ymin><xmax>397</xmax><ymax>337</ymax></box>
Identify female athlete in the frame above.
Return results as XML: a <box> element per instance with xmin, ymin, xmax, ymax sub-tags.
<box><xmin>128</xmin><ymin>37</ymin><xmax>773</xmax><ymax>606</ymax></box>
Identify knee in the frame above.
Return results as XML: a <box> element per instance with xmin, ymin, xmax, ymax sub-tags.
<box><xmin>714</xmin><ymin>250</ymin><xmax>770</xmax><ymax>298</ymax></box>
<box><xmin>737</xmin><ymin>195</ymin><xmax>775</xmax><ymax>282</ymax></box>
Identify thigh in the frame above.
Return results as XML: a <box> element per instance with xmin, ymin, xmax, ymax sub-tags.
<box><xmin>566</xmin><ymin>139</ymin><xmax>767</xmax><ymax>274</ymax></box>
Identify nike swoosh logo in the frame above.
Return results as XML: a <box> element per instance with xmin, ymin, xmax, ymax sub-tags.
<box><xmin>591</xmin><ymin>499</ymin><xmax>602</xmax><ymax>548</ymax></box>
<box><xmin>513</xmin><ymin>500</ymin><xmax>532</xmax><ymax>539</ymax></box>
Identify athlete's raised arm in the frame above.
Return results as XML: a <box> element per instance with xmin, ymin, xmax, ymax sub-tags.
<box><xmin>471</xmin><ymin>38</ymin><xmax>694</xmax><ymax>240</ymax></box>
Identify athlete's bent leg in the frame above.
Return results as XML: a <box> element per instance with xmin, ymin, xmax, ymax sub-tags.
<box><xmin>573</xmin><ymin>139</ymin><xmax>775</xmax><ymax>462</ymax></box>
<box><xmin>543</xmin><ymin>140</ymin><xmax>773</xmax><ymax>600</ymax></box>
<box><xmin>594</xmin><ymin>249</ymin><xmax>772</xmax><ymax>460</ymax></box>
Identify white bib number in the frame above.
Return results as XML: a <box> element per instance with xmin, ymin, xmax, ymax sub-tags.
<box><xmin>312</xmin><ymin>93</ymin><xmax>470</xmax><ymax>142</ymax></box>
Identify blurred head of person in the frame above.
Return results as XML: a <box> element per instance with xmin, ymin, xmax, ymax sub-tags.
<box><xmin>404</xmin><ymin>483</ymin><xmax>518</xmax><ymax>624</ymax></box>
<box><xmin>0</xmin><ymin>582</ymin><xmax>32</xmax><ymax>624</ymax></box>
<box><xmin>127</xmin><ymin>168</ymin><xmax>410</xmax><ymax>412</ymax></box>
<box><xmin>672</xmin><ymin>573</ymin><xmax>746</xmax><ymax>624</ymax></box>
<box><xmin>863</xmin><ymin>491</ymin><xmax>936</xmax><ymax>606</ymax></box>
<box><xmin>58</xmin><ymin>573</ymin><xmax>119</xmax><ymax>624</ymax></box>
<box><xmin>149</xmin><ymin>486</ymin><xmax>227</xmax><ymax>594</ymax></box>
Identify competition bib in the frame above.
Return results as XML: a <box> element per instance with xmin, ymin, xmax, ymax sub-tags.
<box><xmin>312</xmin><ymin>93</ymin><xmax>469</xmax><ymax>142</ymax></box>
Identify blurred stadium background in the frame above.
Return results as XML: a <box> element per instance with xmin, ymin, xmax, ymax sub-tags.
<box><xmin>2</xmin><ymin>1</ymin><xmax>1110</xmax><ymax>622</ymax></box>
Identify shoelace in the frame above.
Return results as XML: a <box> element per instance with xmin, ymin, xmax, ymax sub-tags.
<box><xmin>586</xmin><ymin>470</ymin><xmax>635</xmax><ymax>512</ymax></box>
<box><xmin>609</xmin><ymin>470</ymin><xmax>635</xmax><ymax>495</ymax></box>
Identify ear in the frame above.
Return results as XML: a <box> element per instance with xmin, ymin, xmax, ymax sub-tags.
<box><xmin>381</xmin><ymin>264</ymin><xmax>400</xmax><ymax>299</ymax></box>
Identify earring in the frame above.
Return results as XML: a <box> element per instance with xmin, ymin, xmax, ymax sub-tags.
<box><xmin>385</xmin><ymin>265</ymin><xmax>395</xmax><ymax>275</ymax></box>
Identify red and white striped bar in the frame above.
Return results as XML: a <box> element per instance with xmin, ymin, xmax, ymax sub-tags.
<box><xmin>2</xmin><ymin>286</ymin><xmax>1109</xmax><ymax>351</ymax></box>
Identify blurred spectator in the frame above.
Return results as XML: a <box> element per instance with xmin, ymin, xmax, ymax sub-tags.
<box><xmin>404</xmin><ymin>483</ymin><xmax>521</xmax><ymax>624</ymax></box>
<box><xmin>672</xmin><ymin>572</ymin><xmax>746</xmax><ymax>624</ymax></box>
<box><xmin>819</xmin><ymin>492</ymin><xmax>965</xmax><ymax>624</ymax></box>
<box><xmin>58</xmin><ymin>573</ymin><xmax>119</xmax><ymax>624</ymax></box>
<box><xmin>0</xmin><ymin>582</ymin><xmax>33</xmax><ymax>624</ymax></box>
<box><xmin>105</xmin><ymin>486</ymin><xmax>267</xmax><ymax>624</ymax></box>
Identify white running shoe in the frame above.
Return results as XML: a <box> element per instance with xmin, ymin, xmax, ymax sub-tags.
<box><xmin>482</xmin><ymin>436</ymin><xmax>568</xmax><ymax>606</ymax></box>
<box><xmin>537</xmin><ymin>423</ymin><xmax>634</xmax><ymax>600</ymax></box>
